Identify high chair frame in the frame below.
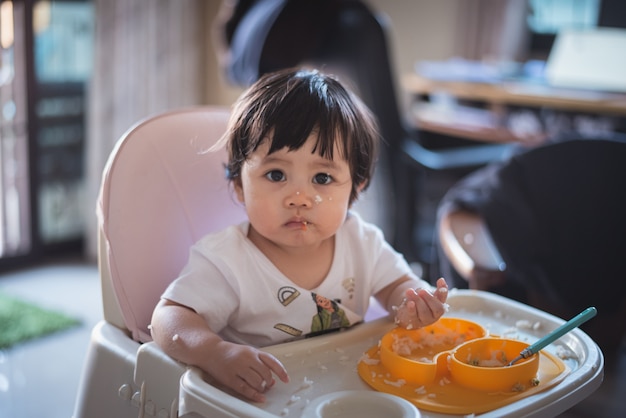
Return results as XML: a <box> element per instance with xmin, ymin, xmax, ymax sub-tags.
<box><xmin>73</xmin><ymin>106</ymin><xmax>247</xmax><ymax>418</ymax></box>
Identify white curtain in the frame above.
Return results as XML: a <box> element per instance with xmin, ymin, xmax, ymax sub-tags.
<box><xmin>85</xmin><ymin>0</ymin><xmax>208</xmax><ymax>260</ymax></box>
<box><xmin>454</xmin><ymin>0</ymin><xmax>531</xmax><ymax>62</ymax></box>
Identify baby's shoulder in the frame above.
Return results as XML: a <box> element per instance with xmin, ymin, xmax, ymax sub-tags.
<box><xmin>343</xmin><ymin>211</ymin><xmax>384</xmax><ymax>240</ymax></box>
<box><xmin>194</xmin><ymin>223</ymin><xmax>248</xmax><ymax>252</ymax></box>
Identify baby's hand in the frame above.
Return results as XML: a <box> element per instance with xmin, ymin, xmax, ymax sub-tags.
<box><xmin>395</xmin><ymin>277</ymin><xmax>448</xmax><ymax>329</ymax></box>
<box><xmin>205</xmin><ymin>341</ymin><xmax>289</xmax><ymax>403</ymax></box>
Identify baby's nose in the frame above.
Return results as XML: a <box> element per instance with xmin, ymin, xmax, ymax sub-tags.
<box><xmin>286</xmin><ymin>190</ymin><xmax>312</xmax><ymax>208</ymax></box>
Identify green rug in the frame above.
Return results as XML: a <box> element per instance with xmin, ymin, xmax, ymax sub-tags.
<box><xmin>0</xmin><ymin>292</ymin><xmax>81</xmax><ymax>349</ymax></box>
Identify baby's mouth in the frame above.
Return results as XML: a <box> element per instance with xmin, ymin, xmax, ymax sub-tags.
<box><xmin>286</xmin><ymin>219</ymin><xmax>309</xmax><ymax>231</ymax></box>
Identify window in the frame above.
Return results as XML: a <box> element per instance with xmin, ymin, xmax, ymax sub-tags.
<box><xmin>527</xmin><ymin>0</ymin><xmax>602</xmax><ymax>57</ymax></box>
<box><xmin>33</xmin><ymin>1</ymin><xmax>93</xmax><ymax>245</ymax></box>
<box><xmin>0</xmin><ymin>0</ymin><xmax>93</xmax><ymax>270</ymax></box>
<box><xmin>528</xmin><ymin>0</ymin><xmax>600</xmax><ymax>34</ymax></box>
<box><xmin>1</xmin><ymin>0</ymin><xmax>30</xmax><ymax>261</ymax></box>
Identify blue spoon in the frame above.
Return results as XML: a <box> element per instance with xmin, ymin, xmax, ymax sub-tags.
<box><xmin>507</xmin><ymin>307</ymin><xmax>597</xmax><ymax>366</ymax></box>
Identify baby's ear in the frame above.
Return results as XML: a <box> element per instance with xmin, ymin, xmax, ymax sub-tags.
<box><xmin>233</xmin><ymin>179</ymin><xmax>245</xmax><ymax>204</ymax></box>
<box><xmin>348</xmin><ymin>181</ymin><xmax>368</xmax><ymax>207</ymax></box>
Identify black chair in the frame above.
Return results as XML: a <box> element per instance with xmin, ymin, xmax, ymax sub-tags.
<box><xmin>436</xmin><ymin>135</ymin><xmax>626</xmax><ymax>360</ymax></box>
<box><xmin>219</xmin><ymin>0</ymin><xmax>512</xmax><ymax>277</ymax></box>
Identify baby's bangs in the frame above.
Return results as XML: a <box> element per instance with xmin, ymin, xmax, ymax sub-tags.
<box><xmin>265</xmin><ymin>74</ymin><xmax>357</xmax><ymax>162</ymax></box>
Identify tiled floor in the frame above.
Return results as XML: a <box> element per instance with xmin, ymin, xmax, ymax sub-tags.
<box><xmin>0</xmin><ymin>259</ymin><xmax>101</xmax><ymax>418</ymax></box>
<box><xmin>0</xmin><ymin>259</ymin><xmax>624</xmax><ymax>417</ymax></box>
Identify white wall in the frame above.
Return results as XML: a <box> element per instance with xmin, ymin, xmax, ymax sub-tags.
<box><xmin>367</xmin><ymin>0</ymin><xmax>459</xmax><ymax>75</ymax></box>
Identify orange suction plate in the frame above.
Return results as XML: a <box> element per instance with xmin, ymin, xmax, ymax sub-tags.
<box><xmin>358</xmin><ymin>320</ymin><xmax>569</xmax><ymax>415</ymax></box>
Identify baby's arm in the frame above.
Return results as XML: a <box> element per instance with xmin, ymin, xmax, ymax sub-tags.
<box><xmin>150</xmin><ymin>299</ymin><xmax>289</xmax><ymax>403</ymax></box>
<box><xmin>376</xmin><ymin>276</ymin><xmax>449</xmax><ymax>329</ymax></box>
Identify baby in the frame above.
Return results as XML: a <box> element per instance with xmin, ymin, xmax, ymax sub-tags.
<box><xmin>151</xmin><ymin>68</ymin><xmax>448</xmax><ymax>403</ymax></box>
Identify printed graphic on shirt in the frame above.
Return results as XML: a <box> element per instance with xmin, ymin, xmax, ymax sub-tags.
<box><xmin>308</xmin><ymin>292</ymin><xmax>351</xmax><ymax>337</ymax></box>
<box><xmin>277</xmin><ymin>286</ymin><xmax>300</xmax><ymax>306</ymax></box>
<box><xmin>273</xmin><ymin>323</ymin><xmax>303</xmax><ymax>337</ymax></box>
<box><xmin>342</xmin><ymin>277</ymin><xmax>355</xmax><ymax>300</ymax></box>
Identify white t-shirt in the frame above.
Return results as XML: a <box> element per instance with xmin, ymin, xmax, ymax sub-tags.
<box><xmin>162</xmin><ymin>212</ymin><xmax>414</xmax><ymax>347</ymax></box>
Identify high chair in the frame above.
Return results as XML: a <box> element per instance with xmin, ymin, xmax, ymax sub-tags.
<box><xmin>72</xmin><ymin>105</ymin><xmax>387</xmax><ymax>418</ymax></box>
<box><xmin>75</xmin><ymin>107</ymin><xmax>604</xmax><ymax>418</ymax></box>
<box><xmin>73</xmin><ymin>106</ymin><xmax>247</xmax><ymax>418</ymax></box>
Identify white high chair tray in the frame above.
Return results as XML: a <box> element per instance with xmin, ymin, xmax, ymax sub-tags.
<box><xmin>179</xmin><ymin>289</ymin><xmax>603</xmax><ymax>418</ymax></box>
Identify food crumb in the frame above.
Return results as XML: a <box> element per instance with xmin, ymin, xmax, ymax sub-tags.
<box><xmin>555</xmin><ymin>345</ymin><xmax>576</xmax><ymax>360</ymax></box>
<box><xmin>288</xmin><ymin>395</ymin><xmax>301</xmax><ymax>405</ymax></box>
<box><xmin>172</xmin><ymin>334</ymin><xmax>179</xmax><ymax>342</ymax></box>
<box><xmin>296</xmin><ymin>376</ymin><xmax>314</xmax><ymax>392</ymax></box>
<box><xmin>359</xmin><ymin>353</ymin><xmax>380</xmax><ymax>365</ymax></box>
<box><xmin>280</xmin><ymin>408</ymin><xmax>289</xmax><ymax>416</ymax></box>
<box><xmin>383</xmin><ymin>378</ymin><xmax>406</xmax><ymax>387</ymax></box>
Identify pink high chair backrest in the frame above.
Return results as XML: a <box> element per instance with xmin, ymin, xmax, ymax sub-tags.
<box><xmin>97</xmin><ymin>106</ymin><xmax>247</xmax><ymax>342</ymax></box>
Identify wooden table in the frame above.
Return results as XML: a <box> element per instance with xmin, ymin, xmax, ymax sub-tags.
<box><xmin>402</xmin><ymin>73</ymin><xmax>626</xmax><ymax>143</ymax></box>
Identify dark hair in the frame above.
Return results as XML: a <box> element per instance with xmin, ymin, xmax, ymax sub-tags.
<box><xmin>223</xmin><ymin>67</ymin><xmax>379</xmax><ymax>204</ymax></box>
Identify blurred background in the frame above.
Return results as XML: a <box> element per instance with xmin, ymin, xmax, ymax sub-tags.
<box><xmin>2</xmin><ymin>0</ymin><xmax>623</xmax><ymax>273</ymax></box>
<box><xmin>1</xmin><ymin>1</ymin><xmax>625</xmax><ymax>417</ymax></box>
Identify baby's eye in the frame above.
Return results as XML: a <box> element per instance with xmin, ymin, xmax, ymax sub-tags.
<box><xmin>313</xmin><ymin>173</ymin><xmax>333</xmax><ymax>185</ymax></box>
<box><xmin>265</xmin><ymin>170</ymin><xmax>286</xmax><ymax>182</ymax></box>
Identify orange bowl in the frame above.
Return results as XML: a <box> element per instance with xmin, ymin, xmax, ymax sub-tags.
<box><xmin>449</xmin><ymin>337</ymin><xmax>540</xmax><ymax>392</ymax></box>
<box><xmin>379</xmin><ymin>318</ymin><xmax>486</xmax><ymax>385</ymax></box>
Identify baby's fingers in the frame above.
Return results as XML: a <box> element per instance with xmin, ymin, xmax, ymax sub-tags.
<box><xmin>416</xmin><ymin>288</ymin><xmax>446</xmax><ymax>319</ymax></box>
<box><xmin>260</xmin><ymin>352</ymin><xmax>290</xmax><ymax>384</ymax></box>
<box><xmin>435</xmin><ymin>277</ymin><xmax>449</xmax><ymax>303</ymax></box>
<box><xmin>412</xmin><ymin>295</ymin><xmax>435</xmax><ymax>322</ymax></box>
<box><xmin>234</xmin><ymin>375</ymin><xmax>267</xmax><ymax>403</ymax></box>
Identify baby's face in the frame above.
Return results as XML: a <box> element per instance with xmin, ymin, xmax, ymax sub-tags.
<box><xmin>235</xmin><ymin>133</ymin><xmax>353</xmax><ymax>252</ymax></box>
